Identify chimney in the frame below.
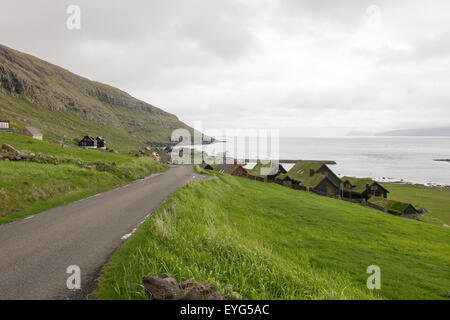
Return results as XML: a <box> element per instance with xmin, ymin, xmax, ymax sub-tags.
<box><xmin>310</xmin><ymin>169</ymin><xmax>315</xmax><ymax>176</ymax></box>
<box><xmin>234</xmin><ymin>159</ymin><xmax>237</xmax><ymax>165</ymax></box>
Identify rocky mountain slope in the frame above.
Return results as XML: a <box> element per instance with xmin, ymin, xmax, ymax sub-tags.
<box><xmin>0</xmin><ymin>44</ymin><xmax>195</xmax><ymax>150</ymax></box>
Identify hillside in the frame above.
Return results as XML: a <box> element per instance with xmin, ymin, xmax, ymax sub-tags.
<box><xmin>0</xmin><ymin>44</ymin><xmax>194</xmax><ymax>151</ymax></box>
<box><xmin>0</xmin><ymin>131</ymin><xmax>167</xmax><ymax>224</ymax></box>
<box><xmin>95</xmin><ymin>169</ymin><xmax>450</xmax><ymax>300</ymax></box>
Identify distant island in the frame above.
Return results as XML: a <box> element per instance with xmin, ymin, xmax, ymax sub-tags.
<box><xmin>348</xmin><ymin>126</ymin><xmax>450</xmax><ymax>137</ymax></box>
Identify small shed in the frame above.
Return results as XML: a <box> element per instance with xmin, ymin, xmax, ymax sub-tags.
<box><xmin>368</xmin><ymin>197</ymin><xmax>420</xmax><ymax>218</ymax></box>
<box><xmin>78</xmin><ymin>136</ymin><xmax>97</xmax><ymax>148</ymax></box>
<box><xmin>96</xmin><ymin>137</ymin><xmax>106</xmax><ymax>149</ymax></box>
<box><xmin>0</xmin><ymin>120</ymin><xmax>10</xmax><ymax>130</ymax></box>
<box><xmin>22</xmin><ymin>127</ymin><xmax>43</xmax><ymax>140</ymax></box>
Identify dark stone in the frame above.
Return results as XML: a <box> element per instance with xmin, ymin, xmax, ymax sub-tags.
<box><xmin>142</xmin><ymin>274</ymin><xmax>232</xmax><ymax>300</ymax></box>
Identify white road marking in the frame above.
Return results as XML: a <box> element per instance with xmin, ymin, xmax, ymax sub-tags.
<box><xmin>121</xmin><ymin>228</ymin><xmax>137</xmax><ymax>240</ymax></box>
<box><xmin>120</xmin><ymin>213</ymin><xmax>152</xmax><ymax>240</ymax></box>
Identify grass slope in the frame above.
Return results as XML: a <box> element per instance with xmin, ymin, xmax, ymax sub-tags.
<box><xmin>382</xmin><ymin>183</ymin><xmax>450</xmax><ymax>225</ymax></box>
<box><xmin>0</xmin><ymin>43</ymin><xmax>194</xmax><ymax>151</ymax></box>
<box><xmin>95</xmin><ymin>170</ymin><xmax>450</xmax><ymax>300</ymax></box>
<box><xmin>0</xmin><ymin>131</ymin><xmax>168</xmax><ymax>224</ymax></box>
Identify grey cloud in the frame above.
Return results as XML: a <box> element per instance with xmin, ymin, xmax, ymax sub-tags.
<box><xmin>0</xmin><ymin>0</ymin><xmax>449</xmax><ymax>136</ymax></box>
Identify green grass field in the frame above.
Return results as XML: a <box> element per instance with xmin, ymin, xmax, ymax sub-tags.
<box><xmin>382</xmin><ymin>182</ymin><xmax>450</xmax><ymax>225</ymax></box>
<box><xmin>0</xmin><ymin>131</ymin><xmax>168</xmax><ymax>224</ymax></box>
<box><xmin>95</xmin><ymin>170</ymin><xmax>450</xmax><ymax>300</ymax></box>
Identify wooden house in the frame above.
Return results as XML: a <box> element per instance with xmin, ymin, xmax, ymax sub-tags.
<box><xmin>21</xmin><ymin>127</ymin><xmax>43</xmax><ymax>140</ymax></box>
<box><xmin>96</xmin><ymin>137</ymin><xmax>106</xmax><ymax>149</ymax></box>
<box><xmin>248</xmin><ymin>161</ymin><xmax>287</xmax><ymax>182</ymax></box>
<box><xmin>78</xmin><ymin>136</ymin><xmax>97</xmax><ymax>148</ymax></box>
<box><xmin>0</xmin><ymin>120</ymin><xmax>10</xmax><ymax>130</ymax></box>
<box><xmin>342</xmin><ymin>177</ymin><xmax>389</xmax><ymax>200</ymax></box>
<box><xmin>275</xmin><ymin>160</ymin><xmax>341</xmax><ymax>196</ymax></box>
<box><xmin>368</xmin><ymin>197</ymin><xmax>420</xmax><ymax>218</ymax></box>
<box><xmin>213</xmin><ymin>163</ymin><xmax>248</xmax><ymax>176</ymax></box>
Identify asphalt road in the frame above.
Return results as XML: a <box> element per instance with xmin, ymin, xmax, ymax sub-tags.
<box><xmin>0</xmin><ymin>165</ymin><xmax>197</xmax><ymax>300</ymax></box>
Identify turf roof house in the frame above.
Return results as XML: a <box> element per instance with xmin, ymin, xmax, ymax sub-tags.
<box><xmin>213</xmin><ymin>162</ymin><xmax>248</xmax><ymax>176</ymax></box>
<box><xmin>78</xmin><ymin>136</ymin><xmax>97</xmax><ymax>148</ymax></box>
<box><xmin>275</xmin><ymin>161</ymin><xmax>341</xmax><ymax>196</ymax></box>
<box><xmin>342</xmin><ymin>177</ymin><xmax>389</xmax><ymax>200</ymax></box>
<box><xmin>248</xmin><ymin>161</ymin><xmax>287</xmax><ymax>182</ymax></box>
<box><xmin>368</xmin><ymin>197</ymin><xmax>420</xmax><ymax>217</ymax></box>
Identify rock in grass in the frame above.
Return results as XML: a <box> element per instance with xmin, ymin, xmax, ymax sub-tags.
<box><xmin>179</xmin><ymin>278</ymin><xmax>224</xmax><ymax>300</ymax></box>
<box><xmin>1</xmin><ymin>144</ymin><xmax>18</xmax><ymax>154</ymax></box>
<box><xmin>142</xmin><ymin>275</ymin><xmax>182</xmax><ymax>300</ymax></box>
<box><xmin>142</xmin><ymin>274</ymin><xmax>231</xmax><ymax>300</ymax></box>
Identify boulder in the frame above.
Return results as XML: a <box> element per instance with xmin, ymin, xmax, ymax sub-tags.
<box><xmin>179</xmin><ymin>278</ymin><xmax>224</xmax><ymax>300</ymax></box>
<box><xmin>142</xmin><ymin>274</ymin><xmax>232</xmax><ymax>300</ymax></box>
<box><xmin>1</xmin><ymin>144</ymin><xmax>18</xmax><ymax>153</ymax></box>
<box><xmin>142</xmin><ymin>275</ymin><xmax>182</xmax><ymax>300</ymax></box>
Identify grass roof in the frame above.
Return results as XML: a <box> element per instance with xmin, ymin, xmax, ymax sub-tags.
<box><xmin>342</xmin><ymin>176</ymin><xmax>389</xmax><ymax>194</ymax></box>
<box><xmin>342</xmin><ymin>176</ymin><xmax>375</xmax><ymax>193</ymax></box>
<box><xmin>368</xmin><ymin>197</ymin><xmax>410</xmax><ymax>214</ymax></box>
<box><xmin>275</xmin><ymin>161</ymin><xmax>328</xmax><ymax>188</ymax></box>
<box><xmin>213</xmin><ymin>164</ymin><xmax>244</xmax><ymax>175</ymax></box>
<box><xmin>248</xmin><ymin>162</ymin><xmax>283</xmax><ymax>178</ymax></box>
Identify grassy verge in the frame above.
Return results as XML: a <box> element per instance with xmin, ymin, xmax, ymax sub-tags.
<box><xmin>0</xmin><ymin>131</ymin><xmax>168</xmax><ymax>224</ymax></box>
<box><xmin>95</xmin><ymin>173</ymin><xmax>450</xmax><ymax>300</ymax></box>
<box><xmin>381</xmin><ymin>182</ymin><xmax>450</xmax><ymax>225</ymax></box>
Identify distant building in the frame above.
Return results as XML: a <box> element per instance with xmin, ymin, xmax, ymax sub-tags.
<box><xmin>96</xmin><ymin>137</ymin><xmax>106</xmax><ymax>149</ymax></box>
<box><xmin>248</xmin><ymin>161</ymin><xmax>287</xmax><ymax>182</ymax></box>
<box><xmin>214</xmin><ymin>163</ymin><xmax>248</xmax><ymax>176</ymax></box>
<box><xmin>275</xmin><ymin>160</ymin><xmax>341</xmax><ymax>197</ymax></box>
<box><xmin>0</xmin><ymin>120</ymin><xmax>10</xmax><ymax>130</ymax></box>
<box><xmin>21</xmin><ymin>127</ymin><xmax>43</xmax><ymax>140</ymax></box>
<box><xmin>78</xmin><ymin>136</ymin><xmax>97</xmax><ymax>148</ymax></box>
<box><xmin>199</xmin><ymin>163</ymin><xmax>214</xmax><ymax>170</ymax></box>
<box><xmin>342</xmin><ymin>177</ymin><xmax>389</xmax><ymax>200</ymax></box>
<box><xmin>368</xmin><ymin>197</ymin><xmax>420</xmax><ymax>217</ymax></box>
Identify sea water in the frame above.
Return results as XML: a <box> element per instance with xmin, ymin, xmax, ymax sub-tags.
<box><xmin>196</xmin><ymin>136</ymin><xmax>450</xmax><ymax>185</ymax></box>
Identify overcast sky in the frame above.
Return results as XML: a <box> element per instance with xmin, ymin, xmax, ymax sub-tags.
<box><xmin>1</xmin><ymin>0</ymin><xmax>449</xmax><ymax>137</ymax></box>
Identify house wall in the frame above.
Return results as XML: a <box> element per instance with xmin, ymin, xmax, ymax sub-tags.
<box><xmin>366</xmin><ymin>184</ymin><xmax>387</xmax><ymax>198</ymax></box>
<box><xmin>315</xmin><ymin>179</ymin><xmax>338</xmax><ymax>196</ymax></box>
<box><xmin>403</xmin><ymin>205</ymin><xmax>418</xmax><ymax>215</ymax></box>
<box><xmin>0</xmin><ymin>121</ymin><xmax>10</xmax><ymax>130</ymax></box>
<box><xmin>317</xmin><ymin>165</ymin><xmax>341</xmax><ymax>187</ymax></box>
<box><xmin>79</xmin><ymin>137</ymin><xmax>96</xmax><ymax>147</ymax></box>
<box><xmin>232</xmin><ymin>167</ymin><xmax>248</xmax><ymax>176</ymax></box>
